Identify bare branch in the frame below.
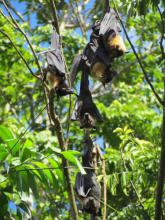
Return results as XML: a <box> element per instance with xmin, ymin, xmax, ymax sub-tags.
<box><xmin>72</xmin><ymin>0</ymin><xmax>87</xmax><ymax>38</ymax></box>
<box><xmin>157</xmin><ymin>6</ymin><xmax>165</xmax><ymax>63</ymax></box>
<box><xmin>1</xmin><ymin>0</ymin><xmax>43</xmax><ymax>77</ymax></box>
<box><xmin>0</xmin><ymin>8</ymin><xmax>16</xmax><ymax>28</ymax></box>
<box><xmin>0</xmin><ymin>29</ymin><xmax>40</xmax><ymax>80</ymax></box>
<box><xmin>5</xmin><ymin>0</ymin><xmax>25</xmax><ymax>22</ymax></box>
<box><xmin>112</xmin><ymin>1</ymin><xmax>164</xmax><ymax>106</ymax></box>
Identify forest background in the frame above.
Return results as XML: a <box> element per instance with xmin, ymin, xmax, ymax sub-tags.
<box><xmin>0</xmin><ymin>0</ymin><xmax>165</xmax><ymax>219</ymax></box>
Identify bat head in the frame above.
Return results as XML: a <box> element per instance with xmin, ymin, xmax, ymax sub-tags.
<box><xmin>99</xmin><ymin>8</ymin><xmax>126</xmax><ymax>58</ymax></box>
<box><xmin>79</xmin><ymin>110</ymin><xmax>102</xmax><ymax>129</ymax></box>
<box><xmin>106</xmin><ymin>31</ymin><xmax>126</xmax><ymax>58</ymax></box>
<box><xmin>91</xmin><ymin>62</ymin><xmax>106</xmax><ymax>82</ymax></box>
<box><xmin>82</xmin><ymin>196</ymin><xmax>101</xmax><ymax>216</ymax></box>
<box><xmin>91</xmin><ymin>61</ymin><xmax>118</xmax><ymax>84</ymax></box>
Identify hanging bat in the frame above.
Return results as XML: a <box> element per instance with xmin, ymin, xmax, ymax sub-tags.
<box><xmin>99</xmin><ymin>5</ymin><xmax>127</xmax><ymax>58</ymax></box>
<box><xmin>45</xmin><ymin>27</ymin><xmax>74</xmax><ymax>96</ymax></box>
<box><xmin>82</xmin><ymin>133</ymin><xmax>101</xmax><ymax>170</ymax></box>
<box><xmin>70</xmin><ymin>33</ymin><xmax>117</xmax><ymax>86</ymax></box>
<box><xmin>75</xmin><ymin>134</ymin><xmax>101</xmax><ymax>216</ymax></box>
<box><xmin>74</xmin><ymin>67</ymin><xmax>102</xmax><ymax>129</ymax></box>
<box><xmin>89</xmin><ymin>6</ymin><xmax>126</xmax><ymax>81</ymax></box>
<box><xmin>75</xmin><ymin>172</ymin><xmax>101</xmax><ymax>217</ymax></box>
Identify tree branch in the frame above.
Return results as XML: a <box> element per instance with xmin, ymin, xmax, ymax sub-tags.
<box><xmin>0</xmin><ymin>29</ymin><xmax>40</xmax><ymax>80</ymax></box>
<box><xmin>112</xmin><ymin>1</ymin><xmax>164</xmax><ymax>106</ymax></box>
<box><xmin>48</xmin><ymin>90</ymin><xmax>78</xmax><ymax>220</ymax></box>
<box><xmin>157</xmin><ymin>6</ymin><xmax>165</xmax><ymax>64</ymax></box>
<box><xmin>154</xmin><ymin>6</ymin><xmax>165</xmax><ymax>220</ymax></box>
<box><xmin>5</xmin><ymin>0</ymin><xmax>25</xmax><ymax>22</ymax></box>
<box><xmin>1</xmin><ymin>0</ymin><xmax>43</xmax><ymax>77</ymax></box>
<box><xmin>155</xmin><ymin>106</ymin><xmax>165</xmax><ymax>220</ymax></box>
<box><xmin>72</xmin><ymin>0</ymin><xmax>87</xmax><ymax>38</ymax></box>
<box><xmin>0</xmin><ymin>8</ymin><xmax>16</xmax><ymax>28</ymax></box>
<box><xmin>102</xmin><ymin>158</ymin><xmax>107</xmax><ymax>220</ymax></box>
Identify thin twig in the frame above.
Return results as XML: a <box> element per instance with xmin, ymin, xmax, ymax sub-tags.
<box><xmin>5</xmin><ymin>0</ymin><xmax>25</xmax><ymax>22</ymax></box>
<box><xmin>0</xmin><ymin>8</ymin><xmax>16</xmax><ymax>28</ymax></box>
<box><xmin>3</xmin><ymin>105</ymin><xmax>47</xmax><ymax>159</ymax></box>
<box><xmin>93</xmin><ymin>194</ymin><xmax>119</xmax><ymax>214</ymax></box>
<box><xmin>2</xmin><ymin>0</ymin><xmax>51</xmax><ymax>126</ymax></box>
<box><xmin>13</xmin><ymin>166</ymin><xmax>97</xmax><ymax>172</ymax></box>
<box><xmin>74</xmin><ymin>0</ymin><xmax>86</xmax><ymax>38</ymax></box>
<box><xmin>0</xmin><ymin>29</ymin><xmax>40</xmax><ymax>79</ymax></box>
<box><xmin>112</xmin><ymin>1</ymin><xmax>164</xmax><ymax>106</ymax></box>
<box><xmin>2</xmin><ymin>3</ymin><xmax>50</xmax><ymax>115</ymax></box>
<box><xmin>2</xmin><ymin>0</ymin><xmax>43</xmax><ymax>76</ymax></box>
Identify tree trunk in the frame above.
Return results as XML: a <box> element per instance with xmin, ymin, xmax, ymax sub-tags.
<box><xmin>155</xmin><ymin>105</ymin><xmax>165</xmax><ymax>220</ymax></box>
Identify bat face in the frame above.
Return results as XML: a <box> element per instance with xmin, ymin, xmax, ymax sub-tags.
<box><xmin>46</xmin><ymin>71</ymin><xmax>63</xmax><ymax>89</ymax></box>
<box><xmin>91</xmin><ymin>62</ymin><xmax>106</xmax><ymax>82</ymax></box>
<box><xmin>91</xmin><ymin>62</ymin><xmax>118</xmax><ymax>84</ymax></box>
<box><xmin>106</xmin><ymin>32</ymin><xmax>126</xmax><ymax>58</ymax></box>
<box><xmin>76</xmin><ymin>100</ymin><xmax>102</xmax><ymax>129</ymax></box>
<box><xmin>82</xmin><ymin>197</ymin><xmax>100</xmax><ymax>216</ymax></box>
<box><xmin>47</xmin><ymin>71</ymin><xmax>74</xmax><ymax>96</ymax></box>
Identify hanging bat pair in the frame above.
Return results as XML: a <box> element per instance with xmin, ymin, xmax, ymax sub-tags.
<box><xmin>70</xmin><ymin>5</ymin><xmax>126</xmax><ymax>87</ymax></box>
<box><xmin>75</xmin><ymin>134</ymin><xmax>101</xmax><ymax>217</ymax></box>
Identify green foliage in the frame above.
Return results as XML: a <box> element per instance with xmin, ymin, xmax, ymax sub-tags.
<box><xmin>0</xmin><ymin>125</ymin><xmax>82</xmax><ymax>219</ymax></box>
<box><xmin>105</xmin><ymin>126</ymin><xmax>159</xmax><ymax>218</ymax></box>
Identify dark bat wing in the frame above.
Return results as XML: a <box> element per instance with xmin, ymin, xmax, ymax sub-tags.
<box><xmin>70</xmin><ymin>54</ymin><xmax>82</xmax><ymax>87</ymax></box>
<box><xmin>75</xmin><ymin>173</ymin><xmax>91</xmax><ymax>198</ymax></box>
<box><xmin>47</xmin><ymin>28</ymin><xmax>66</xmax><ymax>76</ymax></box>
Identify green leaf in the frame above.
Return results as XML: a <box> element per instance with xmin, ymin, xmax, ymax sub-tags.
<box><xmin>113</xmin><ymin>127</ymin><xmax>123</xmax><ymax>133</ymax></box>
<box><xmin>28</xmin><ymin>172</ymin><xmax>39</xmax><ymax>198</ymax></box>
<box><xmin>121</xmin><ymin>172</ymin><xmax>129</xmax><ymax>196</ymax></box>
<box><xmin>48</xmin><ymin>158</ymin><xmax>63</xmax><ymax>182</ymax></box>
<box><xmin>31</xmin><ymin>161</ymin><xmax>54</xmax><ymax>186</ymax></box>
<box><xmin>6</xmin><ymin>138</ymin><xmax>20</xmax><ymax>155</ymax></box>
<box><xmin>61</xmin><ymin>151</ymin><xmax>86</xmax><ymax>174</ymax></box>
<box><xmin>0</xmin><ymin>174</ymin><xmax>7</xmax><ymax>183</ymax></box>
<box><xmin>20</xmin><ymin>147</ymin><xmax>31</xmax><ymax>162</ymax></box>
<box><xmin>0</xmin><ymin>144</ymin><xmax>8</xmax><ymax>161</ymax></box>
<box><xmin>14</xmin><ymin>170</ymin><xmax>29</xmax><ymax>194</ymax></box>
<box><xmin>0</xmin><ymin>125</ymin><xmax>13</xmax><ymax>140</ymax></box>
